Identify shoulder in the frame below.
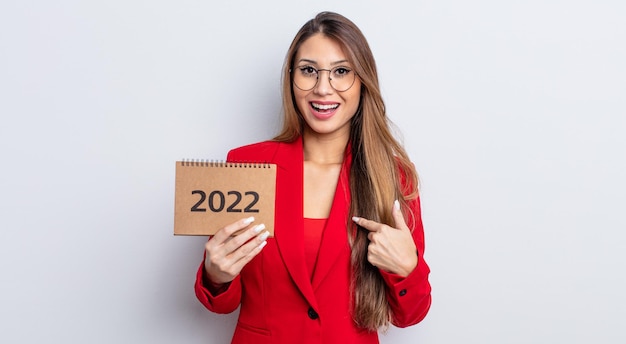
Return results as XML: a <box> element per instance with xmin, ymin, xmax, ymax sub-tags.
<box><xmin>394</xmin><ymin>156</ymin><xmax>419</xmax><ymax>200</ymax></box>
<box><xmin>226</xmin><ymin>140</ymin><xmax>289</xmax><ymax>162</ymax></box>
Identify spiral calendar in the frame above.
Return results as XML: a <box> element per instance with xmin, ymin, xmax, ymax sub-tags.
<box><xmin>174</xmin><ymin>160</ymin><xmax>276</xmax><ymax>236</ymax></box>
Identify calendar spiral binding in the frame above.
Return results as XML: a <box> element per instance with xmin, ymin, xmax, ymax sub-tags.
<box><xmin>180</xmin><ymin>159</ymin><xmax>272</xmax><ymax>168</ymax></box>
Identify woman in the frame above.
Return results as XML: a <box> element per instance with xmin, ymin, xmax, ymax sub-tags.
<box><xmin>195</xmin><ymin>11</ymin><xmax>431</xmax><ymax>343</ymax></box>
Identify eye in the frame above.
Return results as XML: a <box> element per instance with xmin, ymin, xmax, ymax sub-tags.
<box><xmin>333</xmin><ymin>67</ymin><xmax>352</xmax><ymax>78</ymax></box>
<box><xmin>298</xmin><ymin>66</ymin><xmax>318</xmax><ymax>77</ymax></box>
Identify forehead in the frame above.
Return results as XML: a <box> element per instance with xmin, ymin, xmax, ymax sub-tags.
<box><xmin>295</xmin><ymin>33</ymin><xmax>351</xmax><ymax>65</ymax></box>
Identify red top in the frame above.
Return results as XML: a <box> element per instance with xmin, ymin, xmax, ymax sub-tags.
<box><xmin>303</xmin><ymin>218</ymin><xmax>327</xmax><ymax>279</ymax></box>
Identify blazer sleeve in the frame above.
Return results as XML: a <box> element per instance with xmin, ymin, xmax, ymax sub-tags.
<box><xmin>379</xmin><ymin>195</ymin><xmax>432</xmax><ymax>327</ymax></box>
<box><xmin>194</xmin><ymin>251</ymin><xmax>242</xmax><ymax>314</ymax></box>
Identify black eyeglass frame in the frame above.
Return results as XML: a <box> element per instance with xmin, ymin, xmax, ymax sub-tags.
<box><xmin>289</xmin><ymin>66</ymin><xmax>358</xmax><ymax>92</ymax></box>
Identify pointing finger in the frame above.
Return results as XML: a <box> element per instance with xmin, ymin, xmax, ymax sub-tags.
<box><xmin>352</xmin><ymin>216</ymin><xmax>382</xmax><ymax>232</ymax></box>
<box><xmin>353</xmin><ymin>200</ymin><xmax>408</xmax><ymax>233</ymax></box>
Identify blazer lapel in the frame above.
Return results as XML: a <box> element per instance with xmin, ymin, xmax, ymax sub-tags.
<box><xmin>273</xmin><ymin>137</ymin><xmax>318</xmax><ymax>309</ymax></box>
<box><xmin>311</xmin><ymin>148</ymin><xmax>352</xmax><ymax>290</ymax></box>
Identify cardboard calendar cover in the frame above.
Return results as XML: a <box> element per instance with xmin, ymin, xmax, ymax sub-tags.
<box><xmin>174</xmin><ymin>161</ymin><xmax>276</xmax><ymax>236</ymax></box>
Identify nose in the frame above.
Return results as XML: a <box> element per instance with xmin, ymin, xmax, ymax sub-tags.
<box><xmin>313</xmin><ymin>69</ymin><xmax>333</xmax><ymax>95</ymax></box>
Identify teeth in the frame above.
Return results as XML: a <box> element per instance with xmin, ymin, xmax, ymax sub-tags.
<box><xmin>312</xmin><ymin>103</ymin><xmax>339</xmax><ymax>110</ymax></box>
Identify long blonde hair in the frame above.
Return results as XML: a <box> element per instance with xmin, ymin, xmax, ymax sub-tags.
<box><xmin>274</xmin><ymin>11</ymin><xmax>418</xmax><ymax>331</ymax></box>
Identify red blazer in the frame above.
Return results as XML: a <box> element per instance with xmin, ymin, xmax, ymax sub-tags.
<box><xmin>195</xmin><ymin>137</ymin><xmax>431</xmax><ymax>344</ymax></box>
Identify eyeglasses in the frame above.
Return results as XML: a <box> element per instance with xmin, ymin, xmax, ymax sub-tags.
<box><xmin>290</xmin><ymin>65</ymin><xmax>357</xmax><ymax>92</ymax></box>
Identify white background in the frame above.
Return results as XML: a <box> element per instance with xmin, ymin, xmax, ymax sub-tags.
<box><xmin>1</xmin><ymin>1</ymin><xmax>625</xmax><ymax>343</ymax></box>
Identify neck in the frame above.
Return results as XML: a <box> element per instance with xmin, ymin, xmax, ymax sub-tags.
<box><xmin>302</xmin><ymin>128</ymin><xmax>349</xmax><ymax>164</ymax></box>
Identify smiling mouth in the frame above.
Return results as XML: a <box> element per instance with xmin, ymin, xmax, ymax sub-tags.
<box><xmin>311</xmin><ymin>102</ymin><xmax>339</xmax><ymax>113</ymax></box>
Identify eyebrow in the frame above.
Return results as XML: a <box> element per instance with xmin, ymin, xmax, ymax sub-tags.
<box><xmin>296</xmin><ymin>58</ymin><xmax>350</xmax><ymax>66</ymax></box>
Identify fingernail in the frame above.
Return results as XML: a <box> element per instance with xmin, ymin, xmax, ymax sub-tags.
<box><xmin>352</xmin><ymin>216</ymin><xmax>360</xmax><ymax>223</ymax></box>
<box><xmin>254</xmin><ymin>224</ymin><xmax>266</xmax><ymax>233</ymax></box>
<box><xmin>259</xmin><ymin>241</ymin><xmax>267</xmax><ymax>249</ymax></box>
<box><xmin>260</xmin><ymin>231</ymin><xmax>270</xmax><ymax>241</ymax></box>
<box><xmin>394</xmin><ymin>200</ymin><xmax>400</xmax><ymax>211</ymax></box>
<box><xmin>244</xmin><ymin>216</ymin><xmax>255</xmax><ymax>225</ymax></box>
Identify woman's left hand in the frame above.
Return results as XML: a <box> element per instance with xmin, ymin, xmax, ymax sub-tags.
<box><xmin>352</xmin><ymin>200</ymin><xmax>418</xmax><ymax>277</ymax></box>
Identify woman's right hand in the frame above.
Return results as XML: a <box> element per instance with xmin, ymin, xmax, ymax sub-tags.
<box><xmin>204</xmin><ymin>216</ymin><xmax>269</xmax><ymax>285</ymax></box>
